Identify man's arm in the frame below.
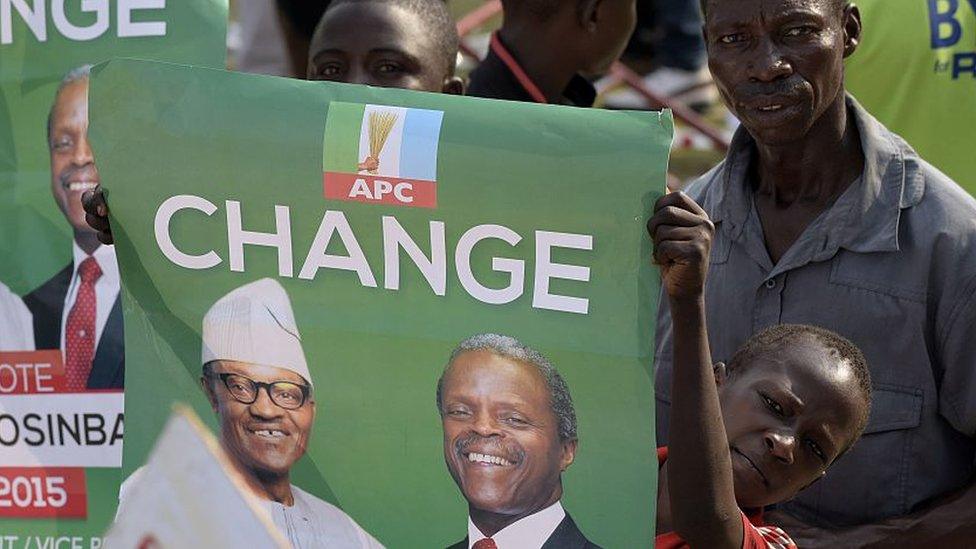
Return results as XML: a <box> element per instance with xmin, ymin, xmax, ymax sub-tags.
<box><xmin>767</xmin><ymin>477</ymin><xmax>976</xmax><ymax>548</ymax></box>
<box><xmin>649</xmin><ymin>191</ymin><xmax>742</xmax><ymax>548</ymax></box>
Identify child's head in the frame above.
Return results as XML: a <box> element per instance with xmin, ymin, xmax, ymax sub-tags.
<box><xmin>714</xmin><ymin>324</ymin><xmax>871</xmax><ymax>508</ymax></box>
<box><xmin>499</xmin><ymin>0</ymin><xmax>636</xmax><ymax>76</ymax></box>
<box><xmin>307</xmin><ymin>0</ymin><xmax>462</xmax><ymax>94</ymax></box>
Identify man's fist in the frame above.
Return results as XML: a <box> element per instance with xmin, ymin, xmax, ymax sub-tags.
<box><xmin>647</xmin><ymin>192</ymin><xmax>714</xmax><ymax>301</ymax></box>
<box><xmin>82</xmin><ymin>188</ymin><xmax>113</xmax><ymax>245</ymax></box>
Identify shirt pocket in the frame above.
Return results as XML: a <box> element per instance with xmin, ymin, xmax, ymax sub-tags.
<box><xmin>782</xmin><ymin>384</ymin><xmax>923</xmax><ymax>526</ymax></box>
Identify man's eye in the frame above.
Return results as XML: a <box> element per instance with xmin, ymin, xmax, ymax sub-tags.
<box><xmin>52</xmin><ymin>138</ymin><xmax>72</xmax><ymax>150</ymax></box>
<box><xmin>785</xmin><ymin>26</ymin><xmax>815</xmax><ymax>37</ymax></box>
<box><xmin>719</xmin><ymin>33</ymin><xmax>747</xmax><ymax>44</ymax></box>
<box><xmin>503</xmin><ymin>416</ymin><xmax>529</xmax><ymax>426</ymax></box>
<box><xmin>806</xmin><ymin>439</ymin><xmax>826</xmax><ymax>461</ymax></box>
<box><xmin>761</xmin><ymin>393</ymin><xmax>784</xmax><ymax>415</ymax></box>
<box><xmin>447</xmin><ymin>409</ymin><xmax>470</xmax><ymax>417</ymax></box>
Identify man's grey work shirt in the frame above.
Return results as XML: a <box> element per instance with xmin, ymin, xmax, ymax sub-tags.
<box><xmin>654</xmin><ymin>96</ymin><xmax>976</xmax><ymax>527</ymax></box>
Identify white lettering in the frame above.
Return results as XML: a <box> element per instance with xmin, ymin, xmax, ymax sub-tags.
<box><xmin>154</xmin><ymin>195</ymin><xmax>222</xmax><ymax>270</ymax></box>
<box><xmin>52</xmin><ymin>0</ymin><xmax>108</xmax><ymax>41</ymax></box>
<box><xmin>1</xmin><ymin>0</ymin><xmax>46</xmax><ymax>44</ymax></box>
<box><xmin>349</xmin><ymin>178</ymin><xmax>373</xmax><ymax>199</ymax></box>
<box><xmin>382</xmin><ymin>217</ymin><xmax>446</xmax><ymax>295</ymax></box>
<box><xmin>117</xmin><ymin>0</ymin><xmax>165</xmax><ymax>38</ymax></box>
<box><xmin>226</xmin><ymin>201</ymin><xmax>293</xmax><ymax>277</ymax></box>
<box><xmin>393</xmin><ymin>182</ymin><xmax>414</xmax><ymax>203</ymax></box>
<box><xmin>532</xmin><ymin>231</ymin><xmax>592</xmax><ymax>314</ymax></box>
<box><xmin>299</xmin><ymin>211</ymin><xmax>377</xmax><ymax>286</ymax></box>
<box><xmin>455</xmin><ymin>225</ymin><xmax>524</xmax><ymax>305</ymax></box>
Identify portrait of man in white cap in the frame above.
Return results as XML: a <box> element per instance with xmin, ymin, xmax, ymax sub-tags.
<box><xmin>195</xmin><ymin>278</ymin><xmax>383</xmax><ymax>548</ymax></box>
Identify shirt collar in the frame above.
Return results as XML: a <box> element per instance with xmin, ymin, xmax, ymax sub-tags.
<box><xmin>704</xmin><ymin>94</ymin><xmax>925</xmax><ymax>255</ymax></box>
<box><xmin>488</xmin><ymin>33</ymin><xmax>596</xmax><ymax>107</ymax></box>
<box><xmin>468</xmin><ymin>501</ymin><xmax>566</xmax><ymax>549</ymax></box>
<box><xmin>71</xmin><ymin>239</ymin><xmax>119</xmax><ymax>282</ymax></box>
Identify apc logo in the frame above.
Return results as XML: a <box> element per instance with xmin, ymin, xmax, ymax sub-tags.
<box><xmin>929</xmin><ymin>0</ymin><xmax>976</xmax><ymax>79</ymax></box>
<box><xmin>323</xmin><ymin>103</ymin><xmax>444</xmax><ymax>209</ymax></box>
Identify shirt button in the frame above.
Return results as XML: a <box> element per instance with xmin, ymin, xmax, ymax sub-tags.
<box><xmin>765</xmin><ymin>279</ymin><xmax>777</xmax><ymax>289</ymax></box>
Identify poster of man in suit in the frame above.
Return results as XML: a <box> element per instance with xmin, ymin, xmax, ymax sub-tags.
<box><xmin>437</xmin><ymin>334</ymin><xmax>600</xmax><ymax>549</ymax></box>
<box><xmin>23</xmin><ymin>65</ymin><xmax>124</xmax><ymax>391</ymax></box>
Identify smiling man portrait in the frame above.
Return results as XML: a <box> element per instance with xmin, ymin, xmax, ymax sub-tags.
<box><xmin>437</xmin><ymin>333</ymin><xmax>599</xmax><ymax>549</ymax></box>
<box><xmin>115</xmin><ymin>277</ymin><xmax>383</xmax><ymax>548</ymax></box>
<box><xmin>24</xmin><ymin>65</ymin><xmax>124</xmax><ymax>391</ymax></box>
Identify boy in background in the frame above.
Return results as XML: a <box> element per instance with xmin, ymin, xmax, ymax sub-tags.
<box><xmin>467</xmin><ymin>0</ymin><xmax>636</xmax><ymax>106</ymax></box>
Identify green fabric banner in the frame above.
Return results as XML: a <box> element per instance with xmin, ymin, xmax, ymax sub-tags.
<box><xmin>0</xmin><ymin>1</ymin><xmax>225</xmax><ymax>545</ymax></box>
<box><xmin>90</xmin><ymin>59</ymin><xmax>671</xmax><ymax>547</ymax></box>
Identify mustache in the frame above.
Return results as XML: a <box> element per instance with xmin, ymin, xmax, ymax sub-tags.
<box><xmin>734</xmin><ymin>79</ymin><xmax>804</xmax><ymax>101</ymax></box>
<box><xmin>454</xmin><ymin>433</ymin><xmax>524</xmax><ymax>463</ymax></box>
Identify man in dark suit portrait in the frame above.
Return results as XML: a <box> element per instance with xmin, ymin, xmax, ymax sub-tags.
<box><xmin>436</xmin><ymin>333</ymin><xmax>600</xmax><ymax>549</ymax></box>
<box><xmin>23</xmin><ymin>65</ymin><xmax>123</xmax><ymax>390</ymax></box>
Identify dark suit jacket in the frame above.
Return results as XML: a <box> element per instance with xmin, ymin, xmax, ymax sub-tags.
<box><xmin>447</xmin><ymin>513</ymin><xmax>601</xmax><ymax>549</ymax></box>
<box><xmin>23</xmin><ymin>263</ymin><xmax>124</xmax><ymax>389</ymax></box>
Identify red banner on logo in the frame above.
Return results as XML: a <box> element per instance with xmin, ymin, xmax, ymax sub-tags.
<box><xmin>0</xmin><ymin>351</ymin><xmax>66</xmax><ymax>395</ymax></box>
<box><xmin>0</xmin><ymin>468</ymin><xmax>87</xmax><ymax>518</ymax></box>
<box><xmin>324</xmin><ymin>172</ymin><xmax>437</xmax><ymax>208</ymax></box>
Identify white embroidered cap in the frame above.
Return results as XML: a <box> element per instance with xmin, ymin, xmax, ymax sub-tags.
<box><xmin>201</xmin><ymin>278</ymin><xmax>312</xmax><ymax>387</ymax></box>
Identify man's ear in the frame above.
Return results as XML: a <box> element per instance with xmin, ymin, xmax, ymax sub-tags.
<box><xmin>842</xmin><ymin>4</ymin><xmax>862</xmax><ymax>58</ymax></box>
<box><xmin>200</xmin><ymin>376</ymin><xmax>219</xmax><ymax>412</ymax></box>
<box><xmin>713</xmin><ymin>361</ymin><xmax>729</xmax><ymax>387</ymax></box>
<box><xmin>441</xmin><ymin>76</ymin><xmax>464</xmax><ymax>95</ymax></box>
<box><xmin>560</xmin><ymin>438</ymin><xmax>579</xmax><ymax>471</ymax></box>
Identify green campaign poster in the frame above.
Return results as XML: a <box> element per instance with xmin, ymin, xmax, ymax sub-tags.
<box><xmin>0</xmin><ymin>1</ymin><xmax>225</xmax><ymax>546</ymax></box>
<box><xmin>91</xmin><ymin>59</ymin><xmax>671</xmax><ymax>547</ymax></box>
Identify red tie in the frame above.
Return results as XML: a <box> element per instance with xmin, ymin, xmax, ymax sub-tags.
<box><xmin>472</xmin><ymin>539</ymin><xmax>497</xmax><ymax>549</ymax></box>
<box><xmin>65</xmin><ymin>257</ymin><xmax>102</xmax><ymax>391</ymax></box>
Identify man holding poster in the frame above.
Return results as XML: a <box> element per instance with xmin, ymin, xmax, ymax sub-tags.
<box><xmin>23</xmin><ymin>66</ymin><xmax>124</xmax><ymax>391</ymax></box>
<box><xmin>438</xmin><ymin>334</ymin><xmax>599</xmax><ymax>549</ymax></box>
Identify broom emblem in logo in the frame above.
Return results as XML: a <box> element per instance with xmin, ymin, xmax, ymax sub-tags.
<box><xmin>357</xmin><ymin>111</ymin><xmax>398</xmax><ymax>175</ymax></box>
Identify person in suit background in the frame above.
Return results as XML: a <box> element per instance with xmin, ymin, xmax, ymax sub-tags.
<box><xmin>436</xmin><ymin>333</ymin><xmax>599</xmax><ymax>549</ymax></box>
<box><xmin>24</xmin><ymin>65</ymin><xmax>123</xmax><ymax>391</ymax></box>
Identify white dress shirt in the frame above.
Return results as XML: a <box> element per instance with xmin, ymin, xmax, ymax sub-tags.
<box><xmin>468</xmin><ymin>501</ymin><xmax>565</xmax><ymax>549</ymax></box>
<box><xmin>59</xmin><ymin>242</ymin><xmax>120</xmax><ymax>355</ymax></box>
<box><xmin>0</xmin><ymin>281</ymin><xmax>34</xmax><ymax>351</ymax></box>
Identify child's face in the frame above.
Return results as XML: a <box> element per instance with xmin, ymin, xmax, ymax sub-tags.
<box><xmin>307</xmin><ymin>3</ymin><xmax>454</xmax><ymax>93</ymax></box>
<box><xmin>717</xmin><ymin>336</ymin><xmax>864</xmax><ymax>508</ymax></box>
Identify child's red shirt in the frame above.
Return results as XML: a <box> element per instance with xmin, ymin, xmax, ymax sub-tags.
<box><xmin>655</xmin><ymin>447</ymin><xmax>798</xmax><ymax>549</ymax></box>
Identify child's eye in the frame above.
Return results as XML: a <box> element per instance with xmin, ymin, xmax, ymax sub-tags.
<box><xmin>375</xmin><ymin>61</ymin><xmax>403</xmax><ymax>74</ymax></box>
<box><xmin>760</xmin><ymin>393</ymin><xmax>785</xmax><ymax>415</ymax></box>
<box><xmin>806</xmin><ymin>439</ymin><xmax>827</xmax><ymax>462</ymax></box>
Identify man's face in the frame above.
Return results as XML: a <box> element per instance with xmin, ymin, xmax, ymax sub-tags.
<box><xmin>718</xmin><ymin>337</ymin><xmax>863</xmax><ymax>508</ymax></box>
<box><xmin>440</xmin><ymin>351</ymin><xmax>576</xmax><ymax>517</ymax></box>
<box><xmin>703</xmin><ymin>0</ymin><xmax>857</xmax><ymax>145</ymax></box>
<box><xmin>308</xmin><ymin>3</ymin><xmax>450</xmax><ymax>92</ymax></box>
<box><xmin>582</xmin><ymin>0</ymin><xmax>638</xmax><ymax>76</ymax></box>
<box><xmin>49</xmin><ymin>79</ymin><xmax>99</xmax><ymax>234</ymax></box>
<box><xmin>204</xmin><ymin>361</ymin><xmax>315</xmax><ymax>477</ymax></box>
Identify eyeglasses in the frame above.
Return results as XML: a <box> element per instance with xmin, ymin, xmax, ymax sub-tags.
<box><xmin>214</xmin><ymin>373</ymin><xmax>310</xmax><ymax>410</ymax></box>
